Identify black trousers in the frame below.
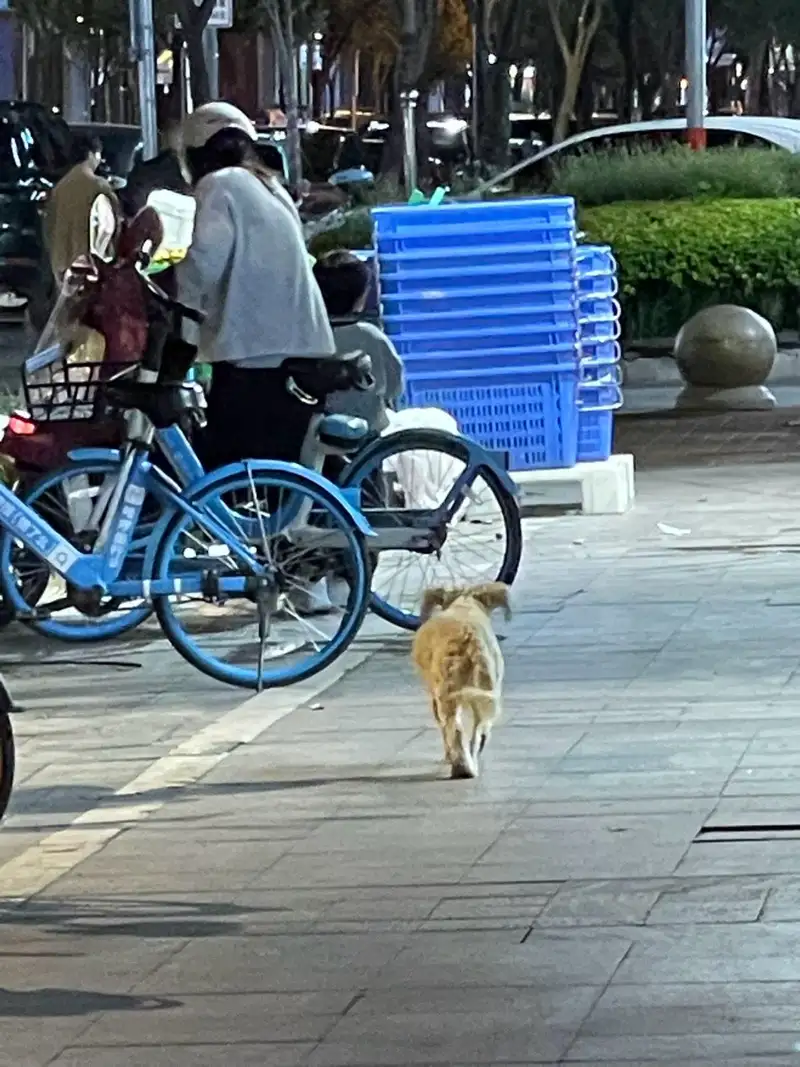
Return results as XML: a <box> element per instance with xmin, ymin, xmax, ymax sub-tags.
<box><xmin>198</xmin><ymin>362</ymin><xmax>315</xmax><ymax>471</ymax></box>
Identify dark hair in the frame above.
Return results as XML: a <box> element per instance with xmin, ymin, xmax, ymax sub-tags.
<box><xmin>313</xmin><ymin>251</ymin><xmax>371</xmax><ymax>317</ymax></box>
<box><xmin>253</xmin><ymin>141</ymin><xmax>285</xmax><ymax>175</ymax></box>
<box><xmin>72</xmin><ymin>133</ymin><xmax>103</xmax><ymax>163</ymax></box>
<box><xmin>184</xmin><ymin>126</ymin><xmax>273</xmax><ymax>186</ymax></box>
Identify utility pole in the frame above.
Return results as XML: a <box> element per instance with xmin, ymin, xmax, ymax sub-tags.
<box><xmin>685</xmin><ymin>0</ymin><xmax>706</xmax><ymax>149</ymax></box>
<box><xmin>470</xmin><ymin>0</ymin><xmax>488</xmax><ymax>171</ymax></box>
<box><xmin>203</xmin><ymin>24</ymin><xmax>219</xmax><ymax>98</ymax></box>
<box><xmin>399</xmin><ymin>0</ymin><xmax>418</xmax><ymax>193</ymax></box>
<box><xmin>130</xmin><ymin>0</ymin><xmax>158</xmax><ymax>159</ymax></box>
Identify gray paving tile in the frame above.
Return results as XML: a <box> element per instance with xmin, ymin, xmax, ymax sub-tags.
<box><xmin>615</xmin><ymin>923</ymin><xmax>800</xmax><ymax>983</ymax></box>
<box><xmin>308</xmin><ymin>985</ymin><xmax>601</xmax><ymax>1065</ymax></box>
<box><xmin>0</xmin><ymin>1015</ymin><xmax>97</xmax><ymax>1067</ymax></box>
<box><xmin>538</xmin><ymin>883</ymin><xmax>659</xmax><ymax>927</ymax></box>
<box><xmin>677</xmin><ymin>840</ymin><xmax>800</xmax><ymax>876</ymax></box>
<box><xmin>0</xmin><ymin>932</ymin><xmax>185</xmax><ymax>992</ymax></box>
<box><xmin>475</xmin><ymin>813</ymin><xmax>700</xmax><ymax>880</ymax></box>
<box><xmin>49</xmin><ymin>1046</ymin><xmax>315</xmax><ymax>1067</ymax></box>
<box><xmin>578</xmin><ymin>979</ymin><xmax>800</xmax><ymax>1037</ymax></box>
<box><xmin>74</xmin><ymin>991</ymin><xmax>351</xmax><ymax>1046</ymax></box>
<box><xmin>647</xmin><ymin>878</ymin><xmax>770</xmax><ymax>924</ymax></box>
<box><xmin>133</xmin><ymin>933</ymin><xmax>407</xmax><ymax>993</ymax></box>
<box><xmin>372</xmin><ymin>931</ymin><xmax>631</xmax><ymax>989</ymax></box>
<box><xmin>565</xmin><ymin>1033</ymin><xmax>800</xmax><ymax>1062</ymax></box>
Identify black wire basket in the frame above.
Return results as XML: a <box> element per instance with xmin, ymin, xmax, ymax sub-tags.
<box><xmin>22</xmin><ymin>344</ymin><xmax>134</xmax><ymax>424</ymax></box>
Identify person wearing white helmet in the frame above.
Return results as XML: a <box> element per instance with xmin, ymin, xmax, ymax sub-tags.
<box><xmin>175</xmin><ymin>101</ymin><xmax>337</xmax><ymax>472</ymax></box>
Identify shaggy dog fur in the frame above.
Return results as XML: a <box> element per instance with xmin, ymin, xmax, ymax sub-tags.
<box><xmin>412</xmin><ymin>582</ymin><xmax>510</xmax><ymax>779</ymax></box>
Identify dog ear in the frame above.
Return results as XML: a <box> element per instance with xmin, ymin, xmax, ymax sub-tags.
<box><xmin>471</xmin><ymin>582</ymin><xmax>512</xmax><ymax>620</ymax></box>
<box><xmin>420</xmin><ymin>586</ymin><xmax>460</xmax><ymax>622</ymax></box>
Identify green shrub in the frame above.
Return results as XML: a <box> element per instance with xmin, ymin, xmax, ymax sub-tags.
<box><xmin>551</xmin><ymin>145</ymin><xmax>800</xmax><ymax>207</ymax></box>
<box><xmin>581</xmin><ymin>198</ymin><xmax>800</xmax><ymax>338</ymax></box>
<box><xmin>307</xmin><ymin>207</ymin><xmax>373</xmax><ymax>258</ymax></box>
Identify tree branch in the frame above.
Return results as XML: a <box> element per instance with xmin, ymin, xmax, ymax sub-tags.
<box><xmin>547</xmin><ymin>0</ymin><xmax>571</xmax><ymax>63</ymax></box>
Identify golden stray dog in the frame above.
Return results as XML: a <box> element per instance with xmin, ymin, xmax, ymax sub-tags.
<box><xmin>412</xmin><ymin>582</ymin><xmax>510</xmax><ymax>779</ymax></box>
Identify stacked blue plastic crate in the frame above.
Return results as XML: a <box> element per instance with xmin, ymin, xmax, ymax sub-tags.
<box><xmin>373</xmin><ymin>199</ymin><xmax>582</xmax><ymax>471</ymax></box>
<box><xmin>576</xmin><ymin>244</ymin><xmax>623</xmax><ymax>462</ymax></box>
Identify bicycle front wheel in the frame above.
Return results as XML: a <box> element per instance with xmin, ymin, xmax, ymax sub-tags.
<box><xmin>153</xmin><ymin>465</ymin><xmax>371</xmax><ymax>690</ymax></box>
<box><xmin>340</xmin><ymin>428</ymin><xmax>522</xmax><ymax>631</ymax></box>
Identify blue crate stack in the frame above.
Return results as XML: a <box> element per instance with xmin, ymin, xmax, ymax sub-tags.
<box><xmin>371</xmin><ymin>201</ymin><xmax>625</xmax><ymax>470</ymax></box>
<box><xmin>373</xmin><ymin>198</ymin><xmax>582</xmax><ymax>471</ymax></box>
<box><xmin>576</xmin><ymin>244</ymin><xmax>623</xmax><ymax>463</ymax></box>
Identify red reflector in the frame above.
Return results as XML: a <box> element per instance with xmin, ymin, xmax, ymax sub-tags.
<box><xmin>8</xmin><ymin>415</ymin><xmax>36</xmax><ymax>435</ymax></box>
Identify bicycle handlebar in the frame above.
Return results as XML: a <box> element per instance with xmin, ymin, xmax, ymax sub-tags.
<box><xmin>143</xmin><ymin>273</ymin><xmax>206</xmax><ymax>326</ymax></box>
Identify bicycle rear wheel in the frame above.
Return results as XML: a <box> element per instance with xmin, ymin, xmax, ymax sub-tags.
<box><xmin>0</xmin><ymin>461</ymin><xmax>154</xmax><ymax>642</ymax></box>
<box><xmin>340</xmin><ymin>428</ymin><xmax>522</xmax><ymax>631</ymax></box>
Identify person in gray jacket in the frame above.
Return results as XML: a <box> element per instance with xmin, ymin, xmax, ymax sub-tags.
<box><xmin>175</xmin><ymin>102</ymin><xmax>336</xmax><ymax>471</ymax></box>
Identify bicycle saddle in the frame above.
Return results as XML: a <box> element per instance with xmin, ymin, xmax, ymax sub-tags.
<box><xmin>282</xmin><ymin>351</ymin><xmax>374</xmax><ymax>405</ymax></box>
<box><xmin>318</xmin><ymin>414</ymin><xmax>369</xmax><ymax>453</ymax></box>
<box><xmin>103</xmin><ymin>379</ymin><xmax>207</xmax><ymax>430</ymax></box>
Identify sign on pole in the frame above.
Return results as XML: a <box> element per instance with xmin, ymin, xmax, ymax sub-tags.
<box><xmin>200</xmin><ymin>0</ymin><xmax>233</xmax><ymax>29</ymax></box>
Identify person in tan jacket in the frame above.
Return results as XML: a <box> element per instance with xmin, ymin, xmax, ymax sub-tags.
<box><xmin>44</xmin><ymin>134</ymin><xmax>119</xmax><ymax>284</ymax></box>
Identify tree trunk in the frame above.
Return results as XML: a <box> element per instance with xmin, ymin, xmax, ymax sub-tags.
<box><xmin>548</xmin><ymin>0</ymin><xmax>605</xmax><ymax>143</ymax></box>
<box><xmin>791</xmin><ymin>60</ymin><xmax>800</xmax><ymax>117</ymax></box>
<box><xmin>380</xmin><ymin>76</ymin><xmax>405</xmax><ymax>177</ymax></box>
<box><xmin>475</xmin><ymin>58</ymin><xmax>511</xmax><ymax>168</ymax></box>
<box><xmin>174</xmin><ymin>0</ymin><xmax>215</xmax><ymax>108</ymax></box>
<box><xmin>553</xmin><ymin>60</ymin><xmax>582</xmax><ymax>142</ymax></box>
<box><xmin>169</xmin><ymin>32</ymin><xmax>186</xmax><ymax>122</ymax></box>
<box><xmin>744</xmin><ymin>40</ymin><xmax>767</xmax><ymax>114</ymax></box>
<box><xmin>576</xmin><ymin>42</ymin><xmax>596</xmax><ymax>130</ymax></box>
<box><xmin>613</xmin><ymin>0</ymin><xmax>636</xmax><ymax>121</ymax></box>
<box><xmin>184</xmin><ymin>27</ymin><xmax>210</xmax><ymax>106</ymax></box>
<box><xmin>283</xmin><ymin>2</ymin><xmax>302</xmax><ymax>185</ymax></box>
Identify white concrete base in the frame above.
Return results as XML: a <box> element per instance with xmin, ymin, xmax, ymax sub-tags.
<box><xmin>512</xmin><ymin>453</ymin><xmax>635</xmax><ymax>515</ymax></box>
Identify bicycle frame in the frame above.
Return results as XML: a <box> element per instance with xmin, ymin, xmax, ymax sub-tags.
<box><xmin>0</xmin><ymin>447</ymin><xmax>269</xmax><ymax>600</ymax></box>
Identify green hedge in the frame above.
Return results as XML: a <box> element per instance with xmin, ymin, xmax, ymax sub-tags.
<box><xmin>308</xmin><ymin>195</ymin><xmax>800</xmax><ymax>340</ymax></box>
<box><xmin>550</xmin><ymin>145</ymin><xmax>800</xmax><ymax>207</ymax></box>
<box><xmin>581</xmin><ymin>198</ymin><xmax>800</xmax><ymax>339</ymax></box>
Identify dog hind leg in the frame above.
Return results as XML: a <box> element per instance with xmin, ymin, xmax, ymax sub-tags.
<box><xmin>440</xmin><ymin>699</ymin><xmax>476</xmax><ymax>779</ymax></box>
<box><xmin>468</xmin><ymin>695</ymin><xmax>497</xmax><ymax>760</ymax></box>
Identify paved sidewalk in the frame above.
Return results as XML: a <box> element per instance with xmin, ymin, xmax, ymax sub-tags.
<box><xmin>5</xmin><ymin>463</ymin><xmax>800</xmax><ymax>1064</ymax></box>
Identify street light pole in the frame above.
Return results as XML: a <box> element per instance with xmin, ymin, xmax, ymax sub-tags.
<box><xmin>685</xmin><ymin>0</ymin><xmax>706</xmax><ymax>149</ymax></box>
<box><xmin>399</xmin><ymin>0</ymin><xmax>418</xmax><ymax>194</ymax></box>
<box><xmin>129</xmin><ymin>0</ymin><xmax>159</xmax><ymax>160</ymax></box>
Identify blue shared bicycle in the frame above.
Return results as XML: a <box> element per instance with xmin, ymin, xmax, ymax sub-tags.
<box><xmin>1</xmin><ymin>228</ymin><xmax>522</xmax><ymax>653</ymax></box>
<box><xmin>0</xmin><ymin>284</ymin><xmax>382</xmax><ymax>689</ymax></box>
<box><xmin>3</xmin><ymin>382</ymin><xmax>522</xmax><ymax>649</ymax></box>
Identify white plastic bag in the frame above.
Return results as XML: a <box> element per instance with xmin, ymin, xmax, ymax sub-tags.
<box><xmin>380</xmin><ymin>407</ymin><xmax>463</xmax><ymax>510</ymax></box>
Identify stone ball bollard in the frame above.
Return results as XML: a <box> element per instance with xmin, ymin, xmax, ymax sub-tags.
<box><xmin>673</xmin><ymin>305</ymin><xmax>777</xmax><ymax>411</ymax></box>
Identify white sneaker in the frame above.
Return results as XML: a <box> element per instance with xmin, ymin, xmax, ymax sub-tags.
<box><xmin>326</xmin><ymin>577</ymin><xmax>351</xmax><ymax>609</ymax></box>
<box><xmin>287</xmin><ymin>578</ymin><xmax>335</xmax><ymax>617</ymax></box>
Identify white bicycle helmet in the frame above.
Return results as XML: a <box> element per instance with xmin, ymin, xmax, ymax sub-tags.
<box><xmin>181</xmin><ymin>102</ymin><xmax>257</xmax><ymax>150</ymax></box>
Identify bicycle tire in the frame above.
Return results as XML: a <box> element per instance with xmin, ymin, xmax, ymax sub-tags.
<box><xmin>0</xmin><ymin>461</ymin><xmax>154</xmax><ymax>642</ymax></box>
<box><xmin>340</xmin><ymin>427</ymin><xmax>522</xmax><ymax>631</ymax></box>
<box><xmin>153</xmin><ymin>464</ymin><xmax>371</xmax><ymax>690</ymax></box>
<box><xmin>0</xmin><ymin>710</ymin><xmax>14</xmax><ymax>821</ymax></box>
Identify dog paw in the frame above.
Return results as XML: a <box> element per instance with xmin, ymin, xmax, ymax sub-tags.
<box><xmin>450</xmin><ymin>760</ymin><xmax>478</xmax><ymax>780</ymax></box>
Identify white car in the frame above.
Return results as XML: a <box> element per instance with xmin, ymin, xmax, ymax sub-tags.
<box><xmin>474</xmin><ymin>116</ymin><xmax>800</xmax><ymax>196</ymax></box>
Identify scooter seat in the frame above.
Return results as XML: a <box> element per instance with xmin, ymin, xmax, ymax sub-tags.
<box><xmin>318</xmin><ymin>414</ymin><xmax>369</xmax><ymax>453</ymax></box>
